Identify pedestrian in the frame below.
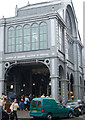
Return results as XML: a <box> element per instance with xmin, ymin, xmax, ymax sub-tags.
<box><xmin>10</xmin><ymin>99</ymin><xmax>19</xmax><ymax>120</ymax></box>
<box><xmin>29</xmin><ymin>94</ymin><xmax>33</xmax><ymax>102</ymax></box>
<box><xmin>19</xmin><ymin>97</ymin><xmax>25</xmax><ymax>111</ymax></box>
<box><xmin>41</xmin><ymin>94</ymin><xmax>45</xmax><ymax>97</ymax></box>
<box><xmin>24</xmin><ymin>96</ymin><xmax>30</xmax><ymax>111</ymax></box>
<box><xmin>1</xmin><ymin>93</ymin><xmax>5</xmax><ymax>100</ymax></box>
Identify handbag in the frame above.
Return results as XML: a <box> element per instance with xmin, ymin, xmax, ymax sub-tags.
<box><xmin>10</xmin><ymin>103</ymin><xmax>14</xmax><ymax>120</ymax></box>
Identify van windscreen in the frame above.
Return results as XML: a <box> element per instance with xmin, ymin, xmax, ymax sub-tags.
<box><xmin>31</xmin><ymin>100</ymin><xmax>37</xmax><ymax>107</ymax></box>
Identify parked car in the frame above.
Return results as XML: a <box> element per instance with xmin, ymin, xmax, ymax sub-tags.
<box><xmin>65</xmin><ymin>100</ymin><xmax>85</xmax><ymax>115</ymax></box>
<box><xmin>30</xmin><ymin>97</ymin><xmax>77</xmax><ymax>120</ymax></box>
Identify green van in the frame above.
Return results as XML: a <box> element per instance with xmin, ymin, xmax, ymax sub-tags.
<box><xmin>30</xmin><ymin>97</ymin><xmax>75</xmax><ymax>120</ymax></box>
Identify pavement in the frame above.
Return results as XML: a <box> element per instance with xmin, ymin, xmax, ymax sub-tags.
<box><xmin>17</xmin><ymin>110</ymin><xmax>32</xmax><ymax>119</ymax></box>
<box><xmin>17</xmin><ymin>110</ymin><xmax>85</xmax><ymax>120</ymax></box>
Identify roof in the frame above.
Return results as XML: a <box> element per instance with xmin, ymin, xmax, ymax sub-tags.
<box><xmin>19</xmin><ymin>0</ymin><xmax>62</xmax><ymax>10</ymax></box>
<box><xmin>32</xmin><ymin>97</ymin><xmax>55</xmax><ymax>100</ymax></box>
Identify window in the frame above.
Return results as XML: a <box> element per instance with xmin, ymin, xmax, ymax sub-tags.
<box><xmin>68</xmin><ymin>40</ymin><xmax>73</xmax><ymax>62</ymax></box>
<box><xmin>40</xmin><ymin>22</ymin><xmax>47</xmax><ymax>49</ymax></box>
<box><xmin>24</xmin><ymin>25</ymin><xmax>30</xmax><ymax>51</ymax></box>
<box><xmin>38</xmin><ymin>101</ymin><xmax>41</xmax><ymax>107</ymax></box>
<box><xmin>32</xmin><ymin>24</ymin><xmax>39</xmax><ymax>50</ymax></box>
<box><xmin>8</xmin><ymin>27</ymin><xmax>15</xmax><ymax>52</ymax></box>
<box><xmin>66</xmin><ymin>10</ymin><xmax>72</xmax><ymax>34</ymax></box>
<box><xmin>58</xmin><ymin>24</ymin><xmax>64</xmax><ymax>52</ymax></box>
<box><xmin>31</xmin><ymin>100</ymin><xmax>37</xmax><ymax>108</ymax></box>
<box><xmin>16</xmin><ymin>26</ymin><xmax>22</xmax><ymax>52</ymax></box>
<box><xmin>7</xmin><ymin>22</ymin><xmax>48</xmax><ymax>53</ymax></box>
<box><xmin>79</xmin><ymin>46</ymin><xmax>82</xmax><ymax>66</ymax></box>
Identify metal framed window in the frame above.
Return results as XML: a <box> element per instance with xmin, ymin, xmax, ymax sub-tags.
<box><xmin>8</xmin><ymin>27</ymin><xmax>15</xmax><ymax>52</ymax></box>
<box><xmin>58</xmin><ymin>24</ymin><xmax>64</xmax><ymax>53</ymax></box>
<box><xmin>16</xmin><ymin>26</ymin><xmax>22</xmax><ymax>52</ymax></box>
<box><xmin>40</xmin><ymin>22</ymin><xmax>47</xmax><ymax>49</ymax></box>
<box><xmin>32</xmin><ymin>24</ymin><xmax>39</xmax><ymax>50</ymax></box>
<box><xmin>23</xmin><ymin>25</ymin><xmax>31</xmax><ymax>51</ymax></box>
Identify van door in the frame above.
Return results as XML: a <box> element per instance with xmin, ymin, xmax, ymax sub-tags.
<box><xmin>37</xmin><ymin>100</ymin><xmax>42</xmax><ymax>114</ymax></box>
<box><xmin>31</xmin><ymin>100</ymin><xmax>38</xmax><ymax>113</ymax></box>
<box><xmin>57</xmin><ymin>103</ymin><xmax>67</xmax><ymax>116</ymax></box>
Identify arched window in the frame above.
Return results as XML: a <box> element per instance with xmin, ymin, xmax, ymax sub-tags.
<box><xmin>16</xmin><ymin>26</ymin><xmax>22</xmax><ymax>52</ymax></box>
<box><xmin>58</xmin><ymin>24</ymin><xmax>64</xmax><ymax>52</ymax></box>
<box><xmin>40</xmin><ymin>22</ymin><xmax>47</xmax><ymax>49</ymax></box>
<box><xmin>68</xmin><ymin>40</ymin><xmax>73</xmax><ymax>62</ymax></box>
<box><xmin>32</xmin><ymin>24</ymin><xmax>39</xmax><ymax>50</ymax></box>
<box><xmin>59</xmin><ymin>65</ymin><xmax>64</xmax><ymax>102</ymax></box>
<box><xmin>23</xmin><ymin>25</ymin><xmax>30</xmax><ymax>51</ymax></box>
<box><xmin>8</xmin><ymin>27</ymin><xmax>15</xmax><ymax>52</ymax></box>
<box><xmin>66</xmin><ymin>10</ymin><xmax>72</xmax><ymax>34</ymax></box>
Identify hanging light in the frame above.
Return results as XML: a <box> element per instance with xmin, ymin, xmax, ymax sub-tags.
<box><xmin>21</xmin><ymin>89</ymin><xmax>23</xmax><ymax>92</ymax></box>
<box><xmin>33</xmin><ymin>83</ymin><xmax>35</xmax><ymax>86</ymax></box>
<box><xmin>23</xmin><ymin>84</ymin><xmax>26</xmax><ymax>87</ymax></box>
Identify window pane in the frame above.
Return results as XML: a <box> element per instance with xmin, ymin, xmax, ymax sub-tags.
<box><xmin>40</xmin><ymin>42</ymin><xmax>44</xmax><ymax>49</ymax></box>
<box><xmin>43</xmin><ymin>34</ymin><xmax>47</xmax><ymax>41</ymax></box>
<box><xmin>44</xmin><ymin>42</ymin><xmax>47</xmax><ymax>49</ymax></box>
<box><xmin>11</xmin><ymin>38</ymin><xmax>15</xmax><ymax>45</ymax></box>
<box><xmin>11</xmin><ymin>46</ymin><xmax>15</xmax><ymax>52</ymax></box>
<box><xmin>36</xmin><ymin>43</ymin><xmax>39</xmax><ymax>49</ymax></box>
<box><xmin>16</xmin><ymin>45</ymin><xmax>19</xmax><ymax>52</ymax></box>
<box><xmin>40</xmin><ymin>35</ymin><xmax>43</xmax><ymax>41</ymax></box>
<box><xmin>24</xmin><ymin>44</ymin><xmax>30</xmax><ymax>51</ymax></box>
<box><xmin>8</xmin><ymin>46</ymin><xmax>11</xmax><ymax>52</ymax></box>
<box><xmin>8</xmin><ymin>27</ymin><xmax>15</xmax><ymax>52</ymax></box>
<box><xmin>32</xmin><ymin>43</ymin><xmax>35</xmax><ymax>50</ymax></box>
<box><xmin>20</xmin><ymin>45</ymin><xmax>22</xmax><ymax>51</ymax></box>
<box><xmin>24</xmin><ymin>25</ymin><xmax>30</xmax><ymax>51</ymax></box>
<box><xmin>32</xmin><ymin>24</ymin><xmax>39</xmax><ymax>50</ymax></box>
<box><xmin>16</xmin><ymin>26</ymin><xmax>22</xmax><ymax>52</ymax></box>
<box><xmin>8</xmin><ymin>39</ymin><xmax>11</xmax><ymax>45</ymax></box>
<box><xmin>40</xmin><ymin>22</ymin><xmax>47</xmax><ymax>49</ymax></box>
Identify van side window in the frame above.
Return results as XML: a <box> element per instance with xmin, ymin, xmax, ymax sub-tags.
<box><xmin>38</xmin><ymin>101</ymin><xmax>41</xmax><ymax>107</ymax></box>
<box><xmin>57</xmin><ymin>103</ymin><xmax>63</xmax><ymax>108</ymax></box>
<box><xmin>31</xmin><ymin>100</ymin><xmax>37</xmax><ymax>107</ymax></box>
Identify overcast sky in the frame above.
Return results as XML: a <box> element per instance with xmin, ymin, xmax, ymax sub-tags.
<box><xmin>0</xmin><ymin>0</ymin><xmax>84</xmax><ymax>41</ymax></box>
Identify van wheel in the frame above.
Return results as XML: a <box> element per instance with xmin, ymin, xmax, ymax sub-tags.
<box><xmin>68</xmin><ymin>111</ymin><xmax>73</xmax><ymax>118</ymax></box>
<box><xmin>47</xmin><ymin>113</ymin><xmax>52</xmax><ymax>120</ymax></box>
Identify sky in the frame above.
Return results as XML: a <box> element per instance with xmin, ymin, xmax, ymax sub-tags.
<box><xmin>0</xmin><ymin>0</ymin><xmax>84</xmax><ymax>42</ymax></box>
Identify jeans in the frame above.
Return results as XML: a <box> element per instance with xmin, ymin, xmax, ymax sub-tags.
<box><xmin>13</xmin><ymin>111</ymin><xmax>18</xmax><ymax>120</ymax></box>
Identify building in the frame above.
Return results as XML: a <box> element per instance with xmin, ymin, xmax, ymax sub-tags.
<box><xmin>83</xmin><ymin>1</ymin><xmax>85</xmax><ymax>97</ymax></box>
<box><xmin>0</xmin><ymin>0</ymin><xmax>84</xmax><ymax>102</ymax></box>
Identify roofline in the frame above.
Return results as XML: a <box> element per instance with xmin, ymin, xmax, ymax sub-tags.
<box><xmin>19</xmin><ymin>0</ymin><xmax>62</xmax><ymax>10</ymax></box>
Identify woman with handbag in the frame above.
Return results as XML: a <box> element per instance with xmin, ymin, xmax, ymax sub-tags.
<box><xmin>10</xmin><ymin>99</ymin><xmax>19</xmax><ymax>120</ymax></box>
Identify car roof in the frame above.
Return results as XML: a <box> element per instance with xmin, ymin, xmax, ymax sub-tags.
<box><xmin>32</xmin><ymin>97</ymin><xmax>55</xmax><ymax>101</ymax></box>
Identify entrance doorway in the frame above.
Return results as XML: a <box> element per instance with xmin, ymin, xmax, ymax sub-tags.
<box><xmin>5</xmin><ymin>62</ymin><xmax>51</xmax><ymax>98</ymax></box>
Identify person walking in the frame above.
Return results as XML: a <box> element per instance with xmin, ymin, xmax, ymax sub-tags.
<box><xmin>10</xmin><ymin>99</ymin><xmax>19</xmax><ymax>120</ymax></box>
<box><xmin>24</xmin><ymin>96</ymin><xmax>30</xmax><ymax>111</ymax></box>
<box><xmin>19</xmin><ymin>97</ymin><xmax>25</xmax><ymax>111</ymax></box>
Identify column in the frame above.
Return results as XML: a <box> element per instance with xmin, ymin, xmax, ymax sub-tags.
<box><xmin>50</xmin><ymin>58</ymin><xmax>59</xmax><ymax>101</ymax></box>
<box><xmin>73</xmin><ymin>40</ymin><xmax>79</xmax><ymax>100</ymax></box>
<box><xmin>0</xmin><ymin>63</ymin><xmax>5</xmax><ymax>97</ymax></box>
<box><xmin>62</xmin><ymin>28</ymin><xmax>69</xmax><ymax>102</ymax></box>
<box><xmin>61</xmin><ymin>79</ymin><xmax>69</xmax><ymax>103</ymax></box>
<box><xmin>0</xmin><ymin>18</ymin><xmax>5</xmax><ymax>97</ymax></box>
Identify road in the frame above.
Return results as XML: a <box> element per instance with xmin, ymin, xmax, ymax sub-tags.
<box><xmin>17</xmin><ymin>111</ymin><xmax>85</xmax><ymax>120</ymax></box>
